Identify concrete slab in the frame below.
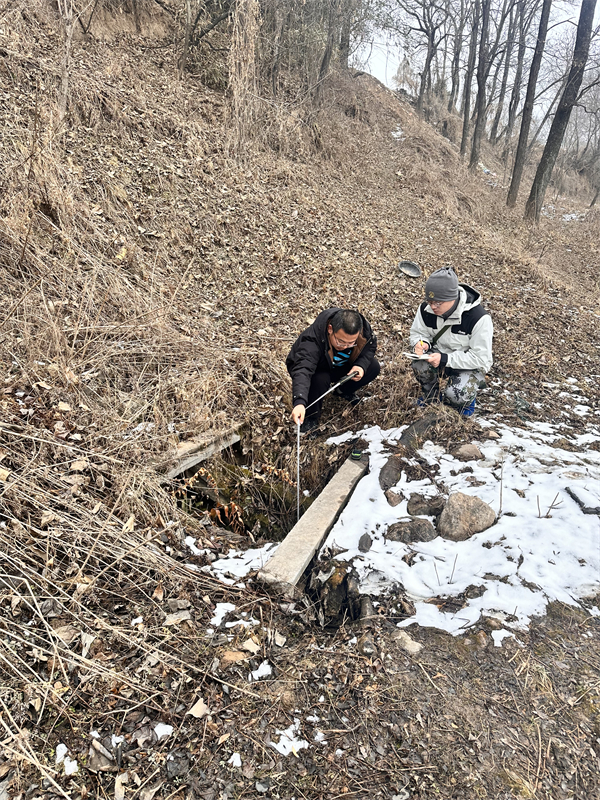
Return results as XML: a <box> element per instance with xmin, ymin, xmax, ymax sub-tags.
<box><xmin>258</xmin><ymin>455</ymin><xmax>368</xmax><ymax>592</ymax></box>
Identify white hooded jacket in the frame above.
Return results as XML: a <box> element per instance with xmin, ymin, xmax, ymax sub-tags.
<box><xmin>409</xmin><ymin>284</ymin><xmax>493</xmax><ymax>373</ymax></box>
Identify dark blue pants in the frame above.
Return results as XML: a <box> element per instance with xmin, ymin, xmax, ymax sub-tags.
<box><xmin>306</xmin><ymin>359</ymin><xmax>380</xmax><ymax>418</ymax></box>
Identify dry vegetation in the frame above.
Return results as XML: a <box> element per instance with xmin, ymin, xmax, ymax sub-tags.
<box><xmin>0</xmin><ymin>1</ymin><xmax>599</xmax><ymax>798</ymax></box>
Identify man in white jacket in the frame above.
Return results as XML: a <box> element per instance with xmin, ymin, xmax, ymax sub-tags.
<box><xmin>409</xmin><ymin>266</ymin><xmax>493</xmax><ymax>416</ymax></box>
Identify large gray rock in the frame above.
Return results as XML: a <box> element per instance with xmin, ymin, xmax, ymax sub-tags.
<box><xmin>386</xmin><ymin>518</ymin><xmax>437</xmax><ymax>543</ymax></box>
<box><xmin>437</xmin><ymin>492</ymin><xmax>496</xmax><ymax>541</ymax></box>
<box><xmin>407</xmin><ymin>493</ymin><xmax>445</xmax><ymax>517</ymax></box>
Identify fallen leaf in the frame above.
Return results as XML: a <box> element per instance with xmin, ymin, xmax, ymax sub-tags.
<box><xmin>220</xmin><ymin>650</ymin><xmax>248</xmax><ymax>667</ymax></box>
<box><xmin>164</xmin><ymin>609</ymin><xmax>191</xmax><ymax>626</ymax></box>
<box><xmin>81</xmin><ymin>632</ymin><xmax>96</xmax><ymax>658</ymax></box>
<box><xmin>54</xmin><ymin>625</ymin><xmax>79</xmax><ymax>645</ymax></box>
<box><xmin>187</xmin><ymin>697</ymin><xmax>209</xmax><ymax>718</ymax></box>
<box><xmin>41</xmin><ymin>511</ymin><xmax>55</xmax><ymax>527</ymax></box>
<box><xmin>242</xmin><ymin>638</ymin><xmax>260</xmax><ymax>655</ymax></box>
<box><xmin>71</xmin><ymin>459</ymin><xmax>89</xmax><ymax>471</ymax></box>
<box><xmin>58</xmin><ymin>402</ymin><xmax>71</xmax><ymax>412</ymax></box>
<box><xmin>92</xmin><ymin>502</ymin><xmax>102</xmax><ymax>514</ymax></box>
<box><xmin>152</xmin><ymin>583</ymin><xmax>164</xmax><ymax>602</ymax></box>
<box><xmin>114</xmin><ymin>771</ymin><xmax>129</xmax><ymax>800</ymax></box>
<box><xmin>217</xmin><ymin>733</ymin><xmax>230</xmax><ymax>745</ymax></box>
<box><xmin>0</xmin><ymin>467</ymin><xmax>10</xmax><ymax>482</ymax></box>
<box><xmin>122</xmin><ymin>515</ymin><xmax>135</xmax><ymax>533</ymax></box>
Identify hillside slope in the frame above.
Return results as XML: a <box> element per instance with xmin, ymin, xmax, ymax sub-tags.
<box><xmin>0</xmin><ymin>4</ymin><xmax>599</xmax><ymax>799</ymax></box>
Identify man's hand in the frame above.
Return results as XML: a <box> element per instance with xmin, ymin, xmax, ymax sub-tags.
<box><xmin>414</xmin><ymin>340</ymin><xmax>429</xmax><ymax>356</ymax></box>
<box><xmin>292</xmin><ymin>404</ymin><xmax>306</xmax><ymax>425</ymax></box>
<box><xmin>427</xmin><ymin>353</ymin><xmax>441</xmax><ymax>368</ymax></box>
<box><xmin>349</xmin><ymin>366</ymin><xmax>364</xmax><ymax>381</ymax></box>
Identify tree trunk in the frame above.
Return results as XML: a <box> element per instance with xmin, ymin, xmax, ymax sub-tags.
<box><xmin>502</xmin><ymin>0</ymin><xmax>528</xmax><ymax>164</ymax></box>
<box><xmin>57</xmin><ymin>0</ymin><xmax>74</xmax><ymax>125</ymax></box>
<box><xmin>590</xmin><ymin>186</ymin><xmax>599</xmax><ymax>207</ymax></box>
<box><xmin>339</xmin><ymin>0</ymin><xmax>354</xmax><ymax>70</ymax></box>
<box><xmin>315</xmin><ymin>0</ymin><xmax>337</xmax><ymax>103</ymax></box>
<box><xmin>460</xmin><ymin>0</ymin><xmax>480</xmax><ymax>158</ymax></box>
<box><xmin>468</xmin><ymin>0</ymin><xmax>491</xmax><ymax>171</ymax></box>
<box><xmin>417</xmin><ymin>36</ymin><xmax>435</xmax><ymax>115</ymax></box>
<box><xmin>524</xmin><ymin>0</ymin><xmax>597</xmax><ymax>221</ymax></box>
<box><xmin>448</xmin><ymin>0</ymin><xmax>467</xmax><ymax>113</ymax></box>
<box><xmin>489</xmin><ymin>5</ymin><xmax>516</xmax><ymax>144</ymax></box>
<box><xmin>132</xmin><ymin>0</ymin><xmax>142</xmax><ymax>33</ymax></box>
<box><xmin>506</xmin><ymin>0</ymin><xmax>552</xmax><ymax>207</ymax></box>
<box><xmin>179</xmin><ymin>0</ymin><xmax>192</xmax><ymax>79</ymax></box>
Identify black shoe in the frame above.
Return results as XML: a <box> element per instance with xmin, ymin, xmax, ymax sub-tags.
<box><xmin>300</xmin><ymin>416</ymin><xmax>320</xmax><ymax>434</ymax></box>
<box><xmin>334</xmin><ymin>387</ymin><xmax>361</xmax><ymax>406</ymax></box>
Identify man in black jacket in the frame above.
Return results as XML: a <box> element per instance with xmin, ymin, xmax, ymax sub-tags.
<box><xmin>286</xmin><ymin>308</ymin><xmax>380</xmax><ymax>433</ymax></box>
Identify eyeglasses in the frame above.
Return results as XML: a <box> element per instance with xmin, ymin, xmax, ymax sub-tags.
<box><xmin>429</xmin><ymin>300</ymin><xmax>445</xmax><ymax>308</ymax></box>
<box><xmin>330</xmin><ymin>331</ymin><xmax>357</xmax><ymax>349</ymax></box>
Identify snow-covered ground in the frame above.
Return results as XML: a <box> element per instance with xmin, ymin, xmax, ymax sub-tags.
<box><xmin>190</xmin><ymin>387</ymin><xmax>600</xmax><ymax>641</ymax></box>
<box><xmin>322</xmin><ymin>418</ymin><xmax>600</xmax><ymax>635</ymax></box>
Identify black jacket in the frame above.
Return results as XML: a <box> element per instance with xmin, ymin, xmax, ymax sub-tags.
<box><xmin>286</xmin><ymin>308</ymin><xmax>377</xmax><ymax>406</ymax></box>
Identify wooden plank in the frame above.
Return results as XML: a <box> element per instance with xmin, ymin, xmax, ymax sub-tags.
<box><xmin>165</xmin><ymin>431</ymin><xmax>241</xmax><ymax>479</ymax></box>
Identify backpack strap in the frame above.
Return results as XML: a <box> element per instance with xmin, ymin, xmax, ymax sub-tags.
<box><xmin>431</xmin><ymin>324</ymin><xmax>451</xmax><ymax>346</ymax></box>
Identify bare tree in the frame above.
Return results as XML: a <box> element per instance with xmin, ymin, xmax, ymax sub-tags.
<box><xmin>447</xmin><ymin>0</ymin><xmax>469</xmax><ymax>112</ymax></box>
<box><xmin>460</xmin><ymin>0</ymin><xmax>480</xmax><ymax>156</ymax></box>
<box><xmin>525</xmin><ymin>0</ymin><xmax>598</xmax><ymax>220</ymax></box>
<box><xmin>387</xmin><ymin>0</ymin><xmax>451</xmax><ymax>114</ymax></box>
<box><xmin>506</xmin><ymin>0</ymin><xmax>552</xmax><ymax>206</ymax></box>
<box><xmin>489</xmin><ymin>2</ymin><xmax>516</xmax><ymax>142</ymax></box>
<box><xmin>468</xmin><ymin>0</ymin><xmax>490</xmax><ymax>169</ymax></box>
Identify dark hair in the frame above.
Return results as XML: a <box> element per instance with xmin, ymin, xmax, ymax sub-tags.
<box><xmin>330</xmin><ymin>310</ymin><xmax>362</xmax><ymax>336</ymax></box>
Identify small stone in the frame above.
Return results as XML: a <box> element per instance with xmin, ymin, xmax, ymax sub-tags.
<box><xmin>486</xmin><ymin>430</ymin><xmax>500</xmax><ymax>439</ymax></box>
<box><xmin>406</xmin><ymin>493</ymin><xmax>445</xmax><ymax>516</ymax></box>
<box><xmin>386</xmin><ymin>518</ymin><xmax>437</xmax><ymax>543</ymax></box>
<box><xmin>483</xmin><ymin>616</ymin><xmax>503</xmax><ymax>630</ymax></box>
<box><xmin>358</xmin><ymin>533</ymin><xmax>373</xmax><ymax>553</ymax></box>
<box><xmin>437</xmin><ymin>492</ymin><xmax>496</xmax><ymax>541</ymax></box>
<box><xmin>453</xmin><ymin>444</ymin><xmax>483</xmax><ymax>461</ymax></box>
<box><xmin>474</xmin><ymin>630</ymin><xmax>488</xmax><ymax>649</ymax></box>
<box><xmin>385</xmin><ymin>489</ymin><xmax>403</xmax><ymax>507</ymax></box>
<box><xmin>390</xmin><ymin>629</ymin><xmax>423</xmax><ymax>655</ymax></box>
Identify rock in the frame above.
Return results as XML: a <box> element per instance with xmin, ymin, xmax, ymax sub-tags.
<box><xmin>398</xmin><ymin>412</ymin><xmax>445</xmax><ymax>450</ymax></box>
<box><xmin>453</xmin><ymin>444</ymin><xmax>483</xmax><ymax>461</ymax></box>
<box><xmin>486</xmin><ymin>430</ymin><xmax>500</xmax><ymax>439</ymax></box>
<box><xmin>385</xmin><ymin>489</ymin><xmax>403</xmax><ymax>507</ymax></box>
<box><xmin>390</xmin><ymin>629</ymin><xmax>423</xmax><ymax>655</ymax></box>
<box><xmin>386</xmin><ymin>518</ymin><xmax>437</xmax><ymax>543</ymax></box>
<box><xmin>474</xmin><ymin>630</ymin><xmax>488</xmax><ymax>649</ymax></box>
<box><xmin>358</xmin><ymin>533</ymin><xmax>372</xmax><ymax>552</ymax></box>
<box><xmin>357</xmin><ymin>631</ymin><xmax>377</xmax><ymax>656</ymax></box>
<box><xmin>379</xmin><ymin>455</ymin><xmax>404</xmax><ymax>491</ymax></box>
<box><xmin>406</xmin><ymin>493</ymin><xmax>445</xmax><ymax>516</ymax></box>
<box><xmin>483</xmin><ymin>616</ymin><xmax>503</xmax><ymax>630</ymax></box>
<box><xmin>437</xmin><ymin>492</ymin><xmax>496</xmax><ymax>541</ymax></box>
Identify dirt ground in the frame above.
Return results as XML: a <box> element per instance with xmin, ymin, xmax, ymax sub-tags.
<box><xmin>0</xmin><ymin>3</ymin><xmax>599</xmax><ymax>798</ymax></box>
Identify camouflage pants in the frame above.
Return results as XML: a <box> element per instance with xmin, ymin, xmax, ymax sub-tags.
<box><xmin>412</xmin><ymin>358</ymin><xmax>485</xmax><ymax>408</ymax></box>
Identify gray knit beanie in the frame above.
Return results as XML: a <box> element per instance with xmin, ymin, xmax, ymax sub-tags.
<box><xmin>425</xmin><ymin>267</ymin><xmax>459</xmax><ymax>302</ymax></box>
